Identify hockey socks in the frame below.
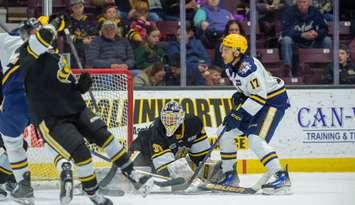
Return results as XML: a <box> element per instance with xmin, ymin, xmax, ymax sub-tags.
<box><xmin>2</xmin><ymin>135</ymin><xmax>29</xmax><ymax>182</ymax></box>
<box><xmin>248</xmin><ymin>134</ymin><xmax>282</xmax><ymax>174</ymax></box>
<box><xmin>102</xmin><ymin>135</ymin><xmax>127</xmax><ymax>167</ymax></box>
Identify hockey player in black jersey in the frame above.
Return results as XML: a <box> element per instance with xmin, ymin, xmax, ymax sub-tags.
<box><xmin>130</xmin><ymin>101</ymin><xmax>213</xmax><ymax>185</ymax></box>
<box><xmin>18</xmin><ymin>16</ymin><xmax>142</xmax><ymax>205</ymax></box>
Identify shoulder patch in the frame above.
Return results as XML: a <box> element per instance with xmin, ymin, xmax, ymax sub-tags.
<box><xmin>237</xmin><ymin>56</ymin><xmax>257</xmax><ymax>77</ymax></box>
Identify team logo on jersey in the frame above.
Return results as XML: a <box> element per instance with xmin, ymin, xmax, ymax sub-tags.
<box><xmin>152</xmin><ymin>144</ymin><xmax>164</xmax><ymax>153</ymax></box>
<box><xmin>57</xmin><ymin>55</ymin><xmax>72</xmax><ymax>83</ymax></box>
<box><xmin>239</xmin><ymin>62</ymin><xmax>251</xmax><ymax>74</ymax></box>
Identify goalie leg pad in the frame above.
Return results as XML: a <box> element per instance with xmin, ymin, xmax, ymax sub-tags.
<box><xmin>1</xmin><ymin>135</ymin><xmax>29</xmax><ymax>182</ymax></box>
<box><xmin>167</xmin><ymin>158</ymin><xmax>194</xmax><ymax>180</ymax></box>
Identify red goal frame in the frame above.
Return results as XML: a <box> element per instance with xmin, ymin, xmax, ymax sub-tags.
<box><xmin>72</xmin><ymin>68</ymin><xmax>134</xmax><ymax>145</ymax></box>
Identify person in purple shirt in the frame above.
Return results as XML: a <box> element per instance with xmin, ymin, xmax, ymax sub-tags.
<box><xmin>193</xmin><ymin>0</ymin><xmax>234</xmax><ymax>44</ymax></box>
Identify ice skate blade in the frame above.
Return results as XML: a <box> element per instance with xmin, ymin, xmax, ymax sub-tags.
<box><xmin>60</xmin><ymin>182</ymin><xmax>73</xmax><ymax>205</ymax></box>
<box><xmin>262</xmin><ymin>186</ymin><xmax>292</xmax><ymax>195</ymax></box>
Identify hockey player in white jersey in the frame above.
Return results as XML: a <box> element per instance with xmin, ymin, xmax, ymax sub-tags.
<box><xmin>218</xmin><ymin>33</ymin><xmax>291</xmax><ymax>194</ymax></box>
<box><xmin>0</xmin><ymin>18</ymin><xmax>74</xmax><ymax>204</ymax></box>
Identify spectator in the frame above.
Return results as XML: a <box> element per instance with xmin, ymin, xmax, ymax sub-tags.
<box><xmin>162</xmin><ymin>0</ymin><xmax>200</xmax><ymax>21</ymax></box>
<box><xmin>147</xmin><ymin>0</ymin><xmax>165</xmax><ymax>21</ymax></box>
<box><xmin>68</xmin><ymin>0</ymin><xmax>98</xmax><ymax>67</ymax></box>
<box><xmin>134</xmin><ymin>62</ymin><xmax>166</xmax><ymax>86</ymax></box>
<box><xmin>257</xmin><ymin>0</ymin><xmax>289</xmax><ymax>47</ymax></box>
<box><xmin>281</xmin><ymin>0</ymin><xmax>331</xmax><ymax>77</ymax></box>
<box><xmin>86</xmin><ymin>20</ymin><xmax>135</xmax><ymax>69</ymax></box>
<box><xmin>193</xmin><ymin>0</ymin><xmax>234</xmax><ymax>44</ymax></box>
<box><xmin>322</xmin><ymin>44</ymin><xmax>355</xmax><ymax>84</ymax></box>
<box><xmin>115</xmin><ymin>0</ymin><xmax>133</xmax><ymax>20</ymax></box>
<box><xmin>166</xmin><ymin>54</ymin><xmax>181</xmax><ymax>85</ymax></box>
<box><xmin>313</xmin><ymin>0</ymin><xmax>333</xmax><ymax>22</ymax></box>
<box><xmin>126</xmin><ymin>0</ymin><xmax>156</xmax><ymax>47</ymax></box>
<box><xmin>97</xmin><ymin>2</ymin><xmax>126</xmax><ymax>36</ymax></box>
<box><xmin>134</xmin><ymin>26</ymin><xmax>167</xmax><ymax>70</ymax></box>
<box><xmin>204</xmin><ymin>65</ymin><xmax>226</xmax><ymax>86</ymax></box>
<box><xmin>166</xmin><ymin>21</ymin><xmax>211</xmax><ymax>85</ymax></box>
<box><xmin>215</xmin><ymin>19</ymin><xmax>246</xmax><ymax>67</ymax></box>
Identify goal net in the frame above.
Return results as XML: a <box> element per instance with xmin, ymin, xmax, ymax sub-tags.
<box><xmin>23</xmin><ymin>68</ymin><xmax>134</xmax><ymax>181</ymax></box>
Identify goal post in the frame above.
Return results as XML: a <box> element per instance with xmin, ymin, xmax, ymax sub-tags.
<box><xmin>23</xmin><ymin>68</ymin><xmax>134</xmax><ymax>180</ymax></box>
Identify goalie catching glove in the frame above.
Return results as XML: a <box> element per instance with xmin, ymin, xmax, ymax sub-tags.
<box><xmin>76</xmin><ymin>73</ymin><xmax>92</xmax><ymax>94</ymax></box>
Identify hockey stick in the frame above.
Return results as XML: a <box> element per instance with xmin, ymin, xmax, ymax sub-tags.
<box><xmin>63</xmin><ymin>28</ymin><xmax>100</xmax><ymax>113</ymax></box>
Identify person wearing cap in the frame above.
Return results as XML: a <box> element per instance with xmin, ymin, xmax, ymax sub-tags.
<box><xmin>68</xmin><ymin>0</ymin><xmax>98</xmax><ymax>67</ymax></box>
<box><xmin>86</xmin><ymin>20</ymin><xmax>135</xmax><ymax>69</ymax></box>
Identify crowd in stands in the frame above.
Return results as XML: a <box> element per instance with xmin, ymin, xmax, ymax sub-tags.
<box><xmin>18</xmin><ymin>0</ymin><xmax>355</xmax><ymax>86</ymax></box>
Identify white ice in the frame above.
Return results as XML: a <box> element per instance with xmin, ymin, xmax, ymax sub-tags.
<box><xmin>2</xmin><ymin>172</ymin><xmax>355</xmax><ymax>205</ymax></box>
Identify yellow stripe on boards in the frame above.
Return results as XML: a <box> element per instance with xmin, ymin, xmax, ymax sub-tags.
<box><xmin>236</xmin><ymin>158</ymin><xmax>355</xmax><ymax>173</ymax></box>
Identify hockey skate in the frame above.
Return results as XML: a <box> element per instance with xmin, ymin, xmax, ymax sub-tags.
<box><xmin>60</xmin><ymin>162</ymin><xmax>73</xmax><ymax>205</ymax></box>
<box><xmin>11</xmin><ymin>171</ymin><xmax>34</xmax><ymax>205</ymax></box>
<box><xmin>261</xmin><ymin>166</ymin><xmax>291</xmax><ymax>195</ymax></box>
<box><xmin>217</xmin><ymin>170</ymin><xmax>240</xmax><ymax>186</ymax></box>
<box><xmin>89</xmin><ymin>193</ymin><xmax>113</xmax><ymax>205</ymax></box>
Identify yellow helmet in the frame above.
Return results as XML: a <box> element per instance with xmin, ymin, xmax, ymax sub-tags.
<box><xmin>222</xmin><ymin>34</ymin><xmax>248</xmax><ymax>54</ymax></box>
<box><xmin>37</xmin><ymin>16</ymin><xmax>49</xmax><ymax>26</ymax></box>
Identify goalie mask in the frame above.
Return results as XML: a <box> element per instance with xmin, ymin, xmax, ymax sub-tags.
<box><xmin>161</xmin><ymin>101</ymin><xmax>185</xmax><ymax>137</ymax></box>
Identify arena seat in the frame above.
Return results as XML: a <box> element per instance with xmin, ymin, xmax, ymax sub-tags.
<box><xmin>256</xmin><ymin>48</ymin><xmax>284</xmax><ymax>76</ymax></box>
<box><xmin>298</xmin><ymin>48</ymin><xmax>332</xmax><ymax>84</ymax></box>
<box><xmin>328</xmin><ymin>21</ymin><xmax>353</xmax><ymax>45</ymax></box>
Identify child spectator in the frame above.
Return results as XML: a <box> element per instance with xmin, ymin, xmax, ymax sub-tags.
<box><xmin>134</xmin><ymin>61</ymin><xmax>166</xmax><ymax>86</ymax></box>
<box><xmin>166</xmin><ymin>21</ymin><xmax>210</xmax><ymax>85</ymax></box>
<box><xmin>127</xmin><ymin>0</ymin><xmax>156</xmax><ymax>47</ymax></box>
<box><xmin>68</xmin><ymin>0</ymin><xmax>98</xmax><ymax>67</ymax></box>
<box><xmin>86</xmin><ymin>20</ymin><xmax>135</xmax><ymax>69</ymax></box>
<box><xmin>193</xmin><ymin>0</ymin><xmax>234</xmax><ymax>44</ymax></box>
<box><xmin>322</xmin><ymin>44</ymin><xmax>355</xmax><ymax>84</ymax></box>
<box><xmin>97</xmin><ymin>2</ymin><xmax>126</xmax><ymax>36</ymax></box>
<box><xmin>215</xmin><ymin>19</ymin><xmax>246</xmax><ymax>67</ymax></box>
<box><xmin>204</xmin><ymin>65</ymin><xmax>226</xmax><ymax>86</ymax></box>
<box><xmin>134</xmin><ymin>26</ymin><xmax>167</xmax><ymax>70</ymax></box>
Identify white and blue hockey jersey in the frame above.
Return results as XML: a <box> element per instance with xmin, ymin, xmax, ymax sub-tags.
<box><xmin>225</xmin><ymin>55</ymin><xmax>289</xmax><ymax>117</ymax></box>
<box><xmin>0</xmin><ymin>33</ymin><xmax>24</xmax><ymax>95</ymax></box>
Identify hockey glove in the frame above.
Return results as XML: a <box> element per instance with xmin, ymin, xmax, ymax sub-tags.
<box><xmin>76</xmin><ymin>73</ymin><xmax>92</xmax><ymax>94</ymax></box>
<box><xmin>223</xmin><ymin>106</ymin><xmax>252</xmax><ymax>132</ymax></box>
<box><xmin>231</xmin><ymin>92</ymin><xmax>247</xmax><ymax>106</ymax></box>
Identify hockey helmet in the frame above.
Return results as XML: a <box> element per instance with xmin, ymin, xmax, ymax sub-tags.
<box><xmin>222</xmin><ymin>34</ymin><xmax>248</xmax><ymax>54</ymax></box>
<box><xmin>161</xmin><ymin>101</ymin><xmax>185</xmax><ymax>137</ymax></box>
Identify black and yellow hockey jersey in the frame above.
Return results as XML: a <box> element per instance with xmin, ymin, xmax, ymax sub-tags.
<box><xmin>131</xmin><ymin>114</ymin><xmax>211</xmax><ymax>174</ymax></box>
<box><xmin>19</xmin><ymin>39</ymin><xmax>85</xmax><ymax>124</ymax></box>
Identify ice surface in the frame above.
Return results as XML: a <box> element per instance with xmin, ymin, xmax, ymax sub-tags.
<box><xmin>2</xmin><ymin>173</ymin><xmax>354</xmax><ymax>205</ymax></box>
